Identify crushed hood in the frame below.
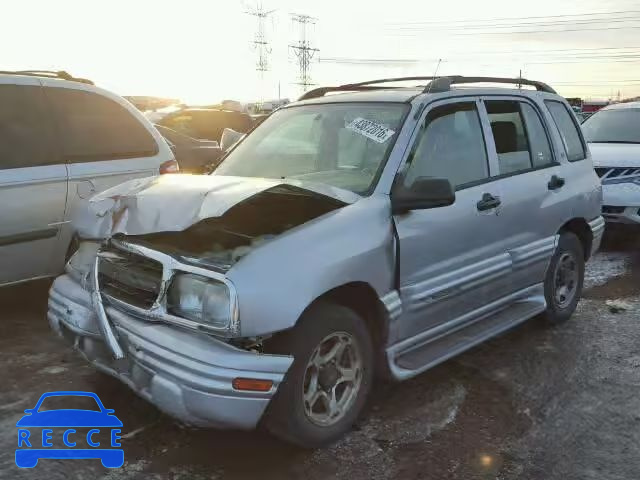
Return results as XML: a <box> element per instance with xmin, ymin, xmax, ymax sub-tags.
<box><xmin>589</xmin><ymin>143</ymin><xmax>640</xmax><ymax>168</ymax></box>
<box><xmin>74</xmin><ymin>174</ymin><xmax>361</xmax><ymax>239</ymax></box>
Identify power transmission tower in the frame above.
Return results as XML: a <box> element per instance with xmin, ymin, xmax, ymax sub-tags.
<box><xmin>246</xmin><ymin>2</ymin><xmax>275</xmax><ymax>101</ymax></box>
<box><xmin>290</xmin><ymin>13</ymin><xmax>319</xmax><ymax>92</ymax></box>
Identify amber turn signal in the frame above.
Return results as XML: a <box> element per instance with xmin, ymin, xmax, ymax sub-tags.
<box><xmin>232</xmin><ymin>378</ymin><xmax>273</xmax><ymax>392</ymax></box>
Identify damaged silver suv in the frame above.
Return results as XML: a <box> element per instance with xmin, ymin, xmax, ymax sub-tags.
<box><xmin>49</xmin><ymin>76</ymin><xmax>604</xmax><ymax>447</ymax></box>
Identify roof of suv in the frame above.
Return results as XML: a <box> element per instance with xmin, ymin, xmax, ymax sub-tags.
<box><xmin>292</xmin><ymin>75</ymin><xmax>557</xmax><ymax>106</ymax></box>
<box><xmin>294</xmin><ymin>86</ymin><xmax>552</xmax><ymax>106</ymax></box>
<box><xmin>0</xmin><ymin>70</ymin><xmax>93</xmax><ymax>84</ymax></box>
<box><xmin>296</xmin><ymin>88</ymin><xmax>424</xmax><ymax>105</ymax></box>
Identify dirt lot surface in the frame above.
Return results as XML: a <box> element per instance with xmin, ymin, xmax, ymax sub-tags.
<box><xmin>1</xmin><ymin>233</ymin><xmax>639</xmax><ymax>479</ymax></box>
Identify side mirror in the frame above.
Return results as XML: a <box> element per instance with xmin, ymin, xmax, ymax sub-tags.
<box><xmin>391</xmin><ymin>176</ymin><xmax>455</xmax><ymax>214</ymax></box>
<box><xmin>220</xmin><ymin>128</ymin><xmax>245</xmax><ymax>152</ymax></box>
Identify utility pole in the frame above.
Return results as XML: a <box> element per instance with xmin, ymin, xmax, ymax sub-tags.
<box><xmin>246</xmin><ymin>2</ymin><xmax>275</xmax><ymax>103</ymax></box>
<box><xmin>290</xmin><ymin>13</ymin><xmax>319</xmax><ymax>92</ymax></box>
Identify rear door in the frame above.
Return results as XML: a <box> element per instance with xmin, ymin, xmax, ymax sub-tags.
<box><xmin>0</xmin><ymin>78</ymin><xmax>68</xmax><ymax>285</ymax></box>
<box><xmin>41</xmin><ymin>83</ymin><xmax>169</xmax><ymax>258</ymax></box>
<box><xmin>481</xmin><ymin>97</ymin><xmax>569</xmax><ymax>294</ymax></box>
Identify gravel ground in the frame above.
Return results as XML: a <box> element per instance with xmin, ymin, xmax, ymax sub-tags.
<box><xmin>0</xmin><ymin>233</ymin><xmax>638</xmax><ymax>480</ymax></box>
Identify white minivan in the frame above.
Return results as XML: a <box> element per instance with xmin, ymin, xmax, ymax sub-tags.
<box><xmin>0</xmin><ymin>70</ymin><xmax>177</xmax><ymax>286</ymax></box>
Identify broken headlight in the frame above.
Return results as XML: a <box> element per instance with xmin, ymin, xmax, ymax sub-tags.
<box><xmin>167</xmin><ymin>274</ymin><xmax>236</xmax><ymax>333</ymax></box>
<box><xmin>66</xmin><ymin>241</ymin><xmax>100</xmax><ymax>289</ymax></box>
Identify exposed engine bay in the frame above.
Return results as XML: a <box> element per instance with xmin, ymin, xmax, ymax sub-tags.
<box><xmin>120</xmin><ymin>184</ymin><xmax>347</xmax><ymax>270</ymax></box>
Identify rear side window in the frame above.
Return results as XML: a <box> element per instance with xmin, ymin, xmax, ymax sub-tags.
<box><xmin>485</xmin><ymin>100</ymin><xmax>533</xmax><ymax>175</ymax></box>
<box><xmin>520</xmin><ymin>103</ymin><xmax>554</xmax><ymax>168</ymax></box>
<box><xmin>0</xmin><ymin>84</ymin><xmax>52</xmax><ymax>170</ymax></box>
<box><xmin>47</xmin><ymin>88</ymin><xmax>158</xmax><ymax>162</ymax></box>
<box><xmin>545</xmin><ymin>100</ymin><xmax>586</xmax><ymax>162</ymax></box>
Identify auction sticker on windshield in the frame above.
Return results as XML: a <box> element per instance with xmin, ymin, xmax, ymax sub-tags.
<box><xmin>346</xmin><ymin>118</ymin><xmax>395</xmax><ymax>143</ymax></box>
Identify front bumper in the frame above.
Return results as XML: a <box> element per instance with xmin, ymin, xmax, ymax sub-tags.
<box><xmin>601</xmin><ymin>183</ymin><xmax>640</xmax><ymax>224</ymax></box>
<box><xmin>48</xmin><ymin>274</ymin><xmax>293</xmax><ymax>430</ymax></box>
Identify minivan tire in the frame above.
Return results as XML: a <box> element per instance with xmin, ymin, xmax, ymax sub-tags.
<box><xmin>264</xmin><ymin>301</ymin><xmax>374</xmax><ymax>448</ymax></box>
<box><xmin>542</xmin><ymin>232</ymin><xmax>585</xmax><ymax>325</ymax></box>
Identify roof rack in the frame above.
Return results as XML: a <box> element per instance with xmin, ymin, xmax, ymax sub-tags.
<box><xmin>298</xmin><ymin>75</ymin><xmax>556</xmax><ymax>101</ymax></box>
<box><xmin>299</xmin><ymin>76</ymin><xmax>437</xmax><ymax>101</ymax></box>
<box><xmin>0</xmin><ymin>70</ymin><xmax>94</xmax><ymax>85</ymax></box>
<box><xmin>423</xmin><ymin>76</ymin><xmax>556</xmax><ymax>94</ymax></box>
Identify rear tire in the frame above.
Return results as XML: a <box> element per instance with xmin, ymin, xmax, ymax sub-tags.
<box><xmin>542</xmin><ymin>232</ymin><xmax>585</xmax><ymax>325</ymax></box>
<box><xmin>264</xmin><ymin>301</ymin><xmax>374</xmax><ymax>448</ymax></box>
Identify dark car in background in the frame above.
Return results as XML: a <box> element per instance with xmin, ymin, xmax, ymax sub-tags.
<box><xmin>155</xmin><ymin>124</ymin><xmax>223</xmax><ymax>174</ymax></box>
<box><xmin>157</xmin><ymin>108</ymin><xmax>254</xmax><ymax>143</ymax></box>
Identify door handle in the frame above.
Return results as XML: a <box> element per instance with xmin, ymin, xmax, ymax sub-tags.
<box><xmin>477</xmin><ymin>193</ymin><xmax>501</xmax><ymax>211</ymax></box>
<box><xmin>548</xmin><ymin>175</ymin><xmax>565</xmax><ymax>190</ymax></box>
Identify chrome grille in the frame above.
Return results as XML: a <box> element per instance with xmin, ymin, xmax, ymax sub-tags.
<box><xmin>595</xmin><ymin>167</ymin><xmax>640</xmax><ymax>180</ymax></box>
<box><xmin>97</xmin><ymin>245</ymin><xmax>163</xmax><ymax>309</ymax></box>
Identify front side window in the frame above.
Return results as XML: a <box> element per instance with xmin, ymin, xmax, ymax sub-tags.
<box><xmin>0</xmin><ymin>84</ymin><xmax>51</xmax><ymax>170</ymax></box>
<box><xmin>582</xmin><ymin>108</ymin><xmax>640</xmax><ymax>144</ymax></box>
<box><xmin>214</xmin><ymin>103</ymin><xmax>408</xmax><ymax>194</ymax></box>
<box><xmin>545</xmin><ymin>100</ymin><xmax>586</xmax><ymax>162</ymax></box>
<box><xmin>48</xmin><ymin>87</ymin><xmax>158</xmax><ymax>162</ymax></box>
<box><xmin>404</xmin><ymin>102</ymin><xmax>489</xmax><ymax>189</ymax></box>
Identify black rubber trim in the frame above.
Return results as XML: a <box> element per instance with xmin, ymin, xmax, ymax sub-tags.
<box><xmin>0</xmin><ymin>227</ymin><xmax>58</xmax><ymax>247</ymax></box>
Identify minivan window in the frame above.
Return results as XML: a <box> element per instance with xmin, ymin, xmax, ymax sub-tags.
<box><xmin>47</xmin><ymin>88</ymin><xmax>158</xmax><ymax>162</ymax></box>
<box><xmin>215</xmin><ymin>103</ymin><xmax>408</xmax><ymax>195</ymax></box>
<box><xmin>545</xmin><ymin>100</ymin><xmax>586</xmax><ymax>162</ymax></box>
<box><xmin>405</xmin><ymin>102</ymin><xmax>489</xmax><ymax>189</ymax></box>
<box><xmin>0</xmin><ymin>85</ymin><xmax>52</xmax><ymax>170</ymax></box>
<box><xmin>582</xmin><ymin>108</ymin><xmax>640</xmax><ymax>144</ymax></box>
<box><xmin>485</xmin><ymin>100</ymin><xmax>533</xmax><ymax>175</ymax></box>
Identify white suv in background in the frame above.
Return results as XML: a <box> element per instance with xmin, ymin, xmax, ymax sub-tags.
<box><xmin>582</xmin><ymin>102</ymin><xmax>640</xmax><ymax>226</ymax></box>
<box><xmin>0</xmin><ymin>70</ymin><xmax>177</xmax><ymax>286</ymax></box>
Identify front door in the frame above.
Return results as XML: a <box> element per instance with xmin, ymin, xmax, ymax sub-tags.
<box><xmin>394</xmin><ymin>99</ymin><xmax>513</xmax><ymax>340</ymax></box>
<box><xmin>0</xmin><ymin>79</ymin><xmax>68</xmax><ymax>285</ymax></box>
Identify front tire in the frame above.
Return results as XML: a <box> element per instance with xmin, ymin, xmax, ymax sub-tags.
<box><xmin>264</xmin><ymin>301</ymin><xmax>374</xmax><ymax>448</ymax></box>
<box><xmin>542</xmin><ymin>232</ymin><xmax>585</xmax><ymax>325</ymax></box>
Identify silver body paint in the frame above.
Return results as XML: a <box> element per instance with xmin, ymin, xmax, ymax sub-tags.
<box><xmin>49</xmin><ymin>86</ymin><xmax>603</xmax><ymax>429</ymax></box>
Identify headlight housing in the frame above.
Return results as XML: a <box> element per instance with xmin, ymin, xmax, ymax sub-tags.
<box><xmin>66</xmin><ymin>241</ymin><xmax>100</xmax><ymax>289</ymax></box>
<box><xmin>167</xmin><ymin>274</ymin><xmax>238</xmax><ymax>335</ymax></box>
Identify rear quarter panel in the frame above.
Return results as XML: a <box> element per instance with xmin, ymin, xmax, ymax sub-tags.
<box><xmin>536</xmin><ymin>94</ymin><xmax>602</xmax><ymax>224</ymax></box>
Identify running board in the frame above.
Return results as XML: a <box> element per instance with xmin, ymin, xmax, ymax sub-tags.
<box><xmin>387</xmin><ymin>285</ymin><xmax>546</xmax><ymax>381</ymax></box>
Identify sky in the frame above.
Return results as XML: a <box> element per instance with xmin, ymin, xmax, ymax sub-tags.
<box><xmin>3</xmin><ymin>0</ymin><xmax>640</xmax><ymax>104</ymax></box>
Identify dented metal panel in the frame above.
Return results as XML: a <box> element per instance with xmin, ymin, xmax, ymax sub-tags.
<box><xmin>73</xmin><ymin>174</ymin><xmax>361</xmax><ymax>239</ymax></box>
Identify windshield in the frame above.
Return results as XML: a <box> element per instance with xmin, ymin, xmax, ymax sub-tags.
<box><xmin>582</xmin><ymin>109</ymin><xmax>640</xmax><ymax>143</ymax></box>
<box><xmin>213</xmin><ymin>102</ymin><xmax>408</xmax><ymax>194</ymax></box>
